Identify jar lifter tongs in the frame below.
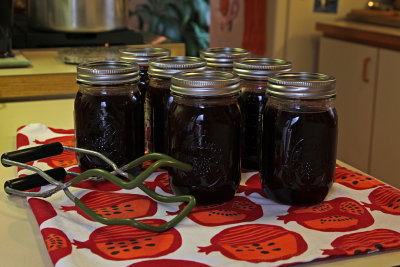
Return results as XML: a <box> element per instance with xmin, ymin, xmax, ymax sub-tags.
<box><xmin>1</xmin><ymin>142</ymin><xmax>196</xmax><ymax>232</ymax></box>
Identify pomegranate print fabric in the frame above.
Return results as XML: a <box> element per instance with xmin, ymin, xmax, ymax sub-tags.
<box><xmin>11</xmin><ymin>124</ymin><xmax>400</xmax><ymax>266</ymax></box>
<box><xmin>167</xmin><ymin>196</ymin><xmax>263</xmax><ymax>226</ymax></box>
<box><xmin>278</xmin><ymin>197</ymin><xmax>375</xmax><ymax>232</ymax></box>
<box><xmin>198</xmin><ymin>224</ymin><xmax>307</xmax><ymax>263</ymax></box>
<box><xmin>73</xmin><ymin>219</ymin><xmax>182</xmax><ymax>261</ymax></box>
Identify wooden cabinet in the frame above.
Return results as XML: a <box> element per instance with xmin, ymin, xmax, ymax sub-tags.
<box><xmin>370</xmin><ymin>49</ymin><xmax>400</xmax><ymax>186</ymax></box>
<box><xmin>318</xmin><ymin>37</ymin><xmax>378</xmax><ymax>172</ymax></box>
<box><xmin>318</xmin><ymin>37</ymin><xmax>399</xmax><ymax>188</ymax></box>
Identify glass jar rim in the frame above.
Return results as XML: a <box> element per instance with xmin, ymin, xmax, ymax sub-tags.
<box><xmin>171</xmin><ymin>70</ymin><xmax>240</xmax><ymax>97</ymax></box>
<box><xmin>77</xmin><ymin>61</ymin><xmax>140</xmax><ymax>85</ymax></box>
<box><xmin>233</xmin><ymin>58</ymin><xmax>292</xmax><ymax>80</ymax></box>
<box><xmin>200</xmin><ymin>47</ymin><xmax>250</xmax><ymax>67</ymax></box>
<box><xmin>267</xmin><ymin>72</ymin><xmax>336</xmax><ymax>99</ymax></box>
<box><xmin>118</xmin><ymin>47</ymin><xmax>170</xmax><ymax>65</ymax></box>
<box><xmin>148</xmin><ymin>56</ymin><xmax>206</xmax><ymax>78</ymax></box>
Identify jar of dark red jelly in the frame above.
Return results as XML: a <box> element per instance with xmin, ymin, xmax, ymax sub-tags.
<box><xmin>233</xmin><ymin>58</ymin><xmax>292</xmax><ymax>170</ymax></box>
<box><xmin>260</xmin><ymin>72</ymin><xmax>338</xmax><ymax>206</ymax></box>
<box><xmin>168</xmin><ymin>71</ymin><xmax>241</xmax><ymax>205</ymax></box>
<box><xmin>74</xmin><ymin>61</ymin><xmax>144</xmax><ymax>171</ymax></box>
<box><xmin>146</xmin><ymin>57</ymin><xmax>206</xmax><ymax>154</ymax></box>
<box><xmin>200</xmin><ymin>47</ymin><xmax>250</xmax><ymax>72</ymax></box>
<box><xmin>118</xmin><ymin>47</ymin><xmax>170</xmax><ymax>98</ymax></box>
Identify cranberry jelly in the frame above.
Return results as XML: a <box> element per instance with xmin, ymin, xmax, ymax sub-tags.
<box><xmin>238</xmin><ymin>88</ymin><xmax>267</xmax><ymax>170</ymax></box>
<box><xmin>138</xmin><ymin>65</ymin><xmax>149</xmax><ymax>97</ymax></box>
<box><xmin>233</xmin><ymin>58</ymin><xmax>292</xmax><ymax>171</ymax></box>
<box><xmin>74</xmin><ymin>89</ymin><xmax>144</xmax><ymax>171</ymax></box>
<box><xmin>146</xmin><ymin>57</ymin><xmax>206</xmax><ymax>154</ymax></box>
<box><xmin>145</xmin><ymin>79</ymin><xmax>172</xmax><ymax>153</ymax></box>
<box><xmin>260</xmin><ymin>106</ymin><xmax>338</xmax><ymax>206</ymax></box>
<box><xmin>168</xmin><ymin>98</ymin><xmax>241</xmax><ymax>205</ymax></box>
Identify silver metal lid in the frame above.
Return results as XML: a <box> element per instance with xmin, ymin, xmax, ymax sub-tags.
<box><xmin>148</xmin><ymin>56</ymin><xmax>207</xmax><ymax>78</ymax></box>
<box><xmin>118</xmin><ymin>47</ymin><xmax>170</xmax><ymax>65</ymax></box>
<box><xmin>77</xmin><ymin>61</ymin><xmax>140</xmax><ymax>85</ymax></box>
<box><xmin>171</xmin><ymin>71</ymin><xmax>240</xmax><ymax>97</ymax></box>
<box><xmin>233</xmin><ymin>58</ymin><xmax>292</xmax><ymax>80</ymax></box>
<box><xmin>267</xmin><ymin>72</ymin><xmax>336</xmax><ymax>99</ymax></box>
<box><xmin>200</xmin><ymin>47</ymin><xmax>250</xmax><ymax>68</ymax></box>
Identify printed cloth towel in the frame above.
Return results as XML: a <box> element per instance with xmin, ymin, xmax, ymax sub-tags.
<box><xmin>12</xmin><ymin>123</ymin><xmax>400</xmax><ymax>266</ymax></box>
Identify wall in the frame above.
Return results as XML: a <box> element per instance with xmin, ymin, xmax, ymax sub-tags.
<box><xmin>210</xmin><ymin>0</ymin><xmax>366</xmax><ymax>72</ymax></box>
<box><xmin>269</xmin><ymin>0</ymin><xmax>366</xmax><ymax>72</ymax></box>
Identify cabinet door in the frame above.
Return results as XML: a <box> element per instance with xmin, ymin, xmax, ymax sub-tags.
<box><xmin>318</xmin><ymin>37</ymin><xmax>378</xmax><ymax>172</ymax></box>
<box><xmin>370</xmin><ymin>49</ymin><xmax>400</xmax><ymax>188</ymax></box>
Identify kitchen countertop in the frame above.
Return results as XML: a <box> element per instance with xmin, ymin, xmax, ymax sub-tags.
<box><xmin>0</xmin><ymin>99</ymin><xmax>399</xmax><ymax>266</ymax></box>
<box><xmin>0</xmin><ymin>43</ymin><xmax>185</xmax><ymax>102</ymax></box>
<box><xmin>316</xmin><ymin>20</ymin><xmax>400</xmax><ymax>50</ymax></box>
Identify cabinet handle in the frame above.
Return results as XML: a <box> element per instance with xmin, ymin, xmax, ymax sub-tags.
<box><xmin>362</xmin><ymin>57</ymin><xmax>371</xmax><ymax>83</ymax></box>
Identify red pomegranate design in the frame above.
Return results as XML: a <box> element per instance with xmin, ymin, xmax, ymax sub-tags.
<box><xmin>28</xmin><ymin>198</ymin><xmax>57</xmax><ymax>225</ymax></box>
<box><xmin>278</xmin><ymin>197</ymin><xmax>374</xmax><ymax>232</ymax></box>
<box><xmin>41</xmin><ymin>228</ymin><xmax>72</xmax><ymax>265</ymax></box>
<box><xmin>16</xmin><ymin>133</ymin><xmax>30</xmax><ymax>147</ymax></box>
<box><xmin>334</xmin><ymin>166</ymin><xmax>383</xmax><ymax>190</ymax></box>
<box><xmin>64</xmin><ymin>166</ymin><xmax>122</xmax><ymax>192</ymax></box>
<box><xmin>62</xmin><ymin>191</ymin><xmax>157</xmax><ymax>221</ymax></box>
<box><xmin>167</xmin><ymin>196</ymin><xmax>263</xmax><ymax>226</ymax></box>
<box><xmin>73</xmin><ymin>219</ymin><xmax>182</xmax><ymax>261</ymax></box>
<box><xmin>363</xmin><ymin>185</ymin><xmax>400</xmax><ymax>215</ymax></box>
<box><xmin>141</xmin><ymin>159</ymin><xmax>154</xmax><ymax>170</ymax></box>
<box><xmin>128</xmin><ymin>259</ymin><xmax>210</xmax><ymax>267</ymax></box>
<box><xmin>323</xmin><ymin>229</ymin><xmax>400</xmax><ymax>256</ymax></box>
<box><xmin>144</xmin><ymin>173</ymin><xmax>172</xmax><ymax>194</ymax></box>
<box><xmin>198</xmin><ymin>224</ymin><xmax>307</xmax><ymax>263</ymax></box>
<box><xmin>47</xmin><ymin>127</ymin><xmax>75</xmax><ymax>135</ymax></box>
<box><xmin>35</xmin><ymin>135</ymin><xmax>77</xmax><ymax>168</ymax></box>
<box><xmin>237</xmin><ymin>173</ymin><xmax>267</xmax><ymax>198</ymax></box>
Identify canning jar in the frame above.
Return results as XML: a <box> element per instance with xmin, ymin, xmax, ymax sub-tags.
<box><xmin>168</xmin><ymin>71</ymin><xmax>241</xmax><ymax>205</ymax></box>
<box><xmin>233</xmin><ymin>58</ymin><xmax>292</xmax><ymax>170</ymax></box>
<box><xmin>200</xmin><ymin>47</ymin><xmax>250</xmax><ymax>72</ymax></box>
<box><xmin>118</xmin><ymin>47</ymin><xmax>170</xmax><ymax>98</ymax></box>
<box><xmin>260</xmin><ymin>72</ymin><xmax>338</xmax><ymax>206</ymax></box>
<box><xmin>146</xmin><ymin>56</ymin><xmax>206</xmax><ymax>153</ymax></box>
<box><xmin>74</xmin><ymin>61</ymin><xmax>144</xmax><ymax>171</ymax></box>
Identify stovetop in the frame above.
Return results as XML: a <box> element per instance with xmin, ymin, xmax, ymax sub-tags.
<box><xmin>12</xmin><ymin>15</ymin><xmax>143</xmax><ymax>49</ymax></box>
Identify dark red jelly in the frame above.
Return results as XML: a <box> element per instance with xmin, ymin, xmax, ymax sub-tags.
<box><xmin>145</xmin><ymin>57</ymin><xmax>207</xmax><ymax>154</ymax></box>
<box><xmin>145</xmin><ymin>79</ymin><xmax>172</xmax><ymax>154</ymax></box>
<box><xmin>138</xmin><ymin>65</ymin><xmax>149</xmax><ymax>97</ymax></box>
<box><xmin>260</xmin><ymin>106</ymin><xmax>338</xmax><ymax>206</ymax></box>
<box><xmin>74</xmin><ymin>89</ymin><xmax>144</xmax><ymax>171</ymax></box>
<box><xmin>168</xmin><ymin>97</ymin><xmax>241</xmax><ymax>205</ymax></box>
<box><xmin>238</xmin><ymin>88</ymin><xmax>267</xmax><ymax>170</ymax></box>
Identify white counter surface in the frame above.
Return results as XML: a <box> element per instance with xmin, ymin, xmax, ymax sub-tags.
<box><xmin>0</xmin><ymin>99</ymin><xmax>399</xmax><ymax>266</ymax></box>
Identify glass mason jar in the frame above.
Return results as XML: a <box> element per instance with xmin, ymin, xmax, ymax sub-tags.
<box><xmin>233</xmin><ymin>58</ymin><xmax>292</xmax><ymax>170</ymax></box>
<box><xmin>260</xmin><ymin>72</ymin><xmax>338</xmax><ymax>206</ymax></box>
<box><xmin>74</xmin><ymin>61</ymin><xmax>144</xmax><ymax>171</ymax></box>
<box><xmin>118</xmin><ymin>47</ymin><xmax>170</xmax><ymax>98</ymax></box>
<box><xmin>168</xmin><ymin>71</ymin><xmax>242</xmax><ymax>205</ymax></box>
<box><xmin>146</xmin><ymin>56</ymin><xmax>206</xmax><ymax>154</ymax></box>
<box><xmin>200</xmin><ymin>47</ymin><xmax>250</xmax><ymax>72</ymax></box>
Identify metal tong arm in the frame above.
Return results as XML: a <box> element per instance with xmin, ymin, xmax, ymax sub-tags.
<box><xmin>2</xmin><ymin>142</ymin><xmax>197</xmax><ymax>232</ymax></box>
